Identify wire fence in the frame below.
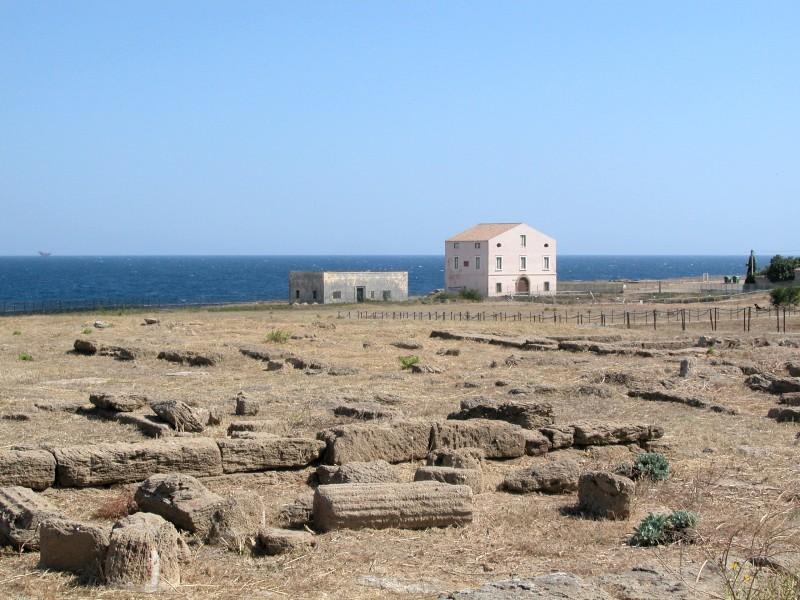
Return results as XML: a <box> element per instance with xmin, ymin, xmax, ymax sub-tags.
<box><xmin>339</xmin><ymin>306</ymin><xmax>799</xmax><ymax>333</ymax></box>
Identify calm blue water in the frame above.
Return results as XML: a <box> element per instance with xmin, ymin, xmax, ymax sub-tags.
<box><xmin>0</xmin><ymin>255</ymin><xmax>769</xmax><ymax>305</ymax></box>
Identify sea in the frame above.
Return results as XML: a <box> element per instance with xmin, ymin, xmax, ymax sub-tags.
<box><xmin>0</xmin><ymin>255</ymin><xmax>770</xmax><ymax>308</ymax></box>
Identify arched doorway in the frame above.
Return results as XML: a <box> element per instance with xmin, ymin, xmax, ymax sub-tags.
<box><xmin>516</xmin><ymin>277</ymin><xmax>530</xmax><ymax>294</ymax></box>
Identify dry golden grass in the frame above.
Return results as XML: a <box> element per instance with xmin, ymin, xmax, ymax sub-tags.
<box><xmin>0</xmin><ymin>296</ymin><xmax>798</xmax><ymax>598</ymax></box>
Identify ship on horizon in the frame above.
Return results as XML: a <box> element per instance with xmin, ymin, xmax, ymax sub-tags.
<box><xmin>38</xmin><ymin>251</ymin><xmax>52</xmax><ymax>257</ymax></box>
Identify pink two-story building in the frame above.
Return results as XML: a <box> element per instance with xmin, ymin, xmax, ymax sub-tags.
<box><xmin>445</xmin><ymin>223</ymin><xmax>557</xmax><ymax>297</ymax></box>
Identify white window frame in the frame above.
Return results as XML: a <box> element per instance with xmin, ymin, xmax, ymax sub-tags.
<box><xmin>519</xmin><ymin>256</ymin><xmax>527</xmax><ymax>271</ymax></box>
<box><xmin>520</xmin><ymin>235</ymin><xmax>527</xmax><ymax>247</ymax></box>
<box><xmin>453</xmin><ymin>256</ymin><xmax>459</xmax><ymax>270</ymax></box>
<box><xmin>543</xmin><ymin>256</ymin><xmax>550</xmax><ymax>271</ymax></box>
<box><xmin>474</xmin><ymin>242</ymin><xmax>480</xmax><ymax>249</ymax></box>
<box><xmin>475</xmin><ymin>256</ymin><xmax>480</xmax><ymax>270</ymax></box>
<box><xmin>495</xmin><ymin>256</ymin><xmax>503</xmax><ymax>271</ymax></box>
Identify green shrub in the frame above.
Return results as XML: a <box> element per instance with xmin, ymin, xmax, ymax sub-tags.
<box><xmin>629</xmin><ymin>452</ymin><xmax>670</xmax><ymax>481</ymax></box>
<box><xmin>12</xmin><ymin>331</ymin><xmax>21</xmax><ymax>336</ymax></box>
<box><xmin>81</xmin><ymin>328</ymin><xmax>93</xmax><ymax>335</ymax></box>
<box><xmin>770</xmin><ymin>287</ymin><xmax>800</xmax><ymax>307</ymax></box>
<box><xmin>18</xmin><ymin>353</ymin><xmax>33</xmax><ymax>361</ymax></box>
<box><xmin>765</xmin><ymin>255</ymin><xmax>799</xmax><ymax>283</ymax></box>
<box><xmin>458</xmin><ymin>289</ymin><xmax>482</xmax><ymax>301</ymax></box>
<box><xmin>433</xmin><ymin>292</ymin><xmax>456</xmax><ymax>302</ymax></box>
<box><xmin>630</xmin><ymin>510</ymin><xmax>698</xmax><ymax>547</ymax></box>
<box><xmin>398</xmin><ymin>355</ymin><xmax>420</xmax><ymax>369</ymax></box>
<box><xmin>265</xmin><ymin>329</ymin><xmax>291</xmax><ymax>343</ymax></box>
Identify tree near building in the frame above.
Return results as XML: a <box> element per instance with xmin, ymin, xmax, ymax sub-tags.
<box><xmin>765</xmin><ymin>255</ymin><xmax>799</xmax><ymax>283</ymax></box>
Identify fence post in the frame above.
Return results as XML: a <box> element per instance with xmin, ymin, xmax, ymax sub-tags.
<box><xmin>653</xmin><ymin>310</ymin><xmax>657</xmax><ymax>330</ymax></box>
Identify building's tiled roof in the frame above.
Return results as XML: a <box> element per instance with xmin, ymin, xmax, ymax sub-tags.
<box><xmin>446</xmin><ymin>223</ymin><xmax>522</xmax><ymax>242</ymax></box>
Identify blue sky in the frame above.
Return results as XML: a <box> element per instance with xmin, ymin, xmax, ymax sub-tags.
<box><xmin>1</xmin><ymin>2</ymin><xmax>797</xmax><ymax>256</ymax></box>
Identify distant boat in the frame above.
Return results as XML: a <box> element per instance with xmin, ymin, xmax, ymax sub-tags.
<box><xmin>38</xmin><ymin>251</ymin><xmax>52</xmax><ymax>257</ymax></box>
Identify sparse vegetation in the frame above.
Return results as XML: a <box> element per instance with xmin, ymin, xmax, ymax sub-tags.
<box><xmin>398</xmin><ymin>355</ymin><xmax>420</xmax><ymax>369</ymax></box>
<box><xmin>93</xmin><ymin>486</ymin><xmax>137</xmax><ymax>519</ymax></box>
<box><xmin>82</xmin><ymin>327</ymin><xmax>93</xmax><ymax>334</ymax></box>
<box><xmin>265</xmin><ymin>329</ymin><xmax>291</xmax><ymax>343</ymax></box>
<box><xmin>617</xmin><ymin>452</ymin><xmax>670</xmax><ymax>481</ymax></box>
<box><xmin>630</xmin><ymin>510</ymin><xmax>698</xmax><ymax>547</ymax></box>
<box><xmin>764</xmin><ymin>255</ymin><xmax>799</xmax><ymax>283</ymax></box>
<box><xmin>458</xmin><ymin>289</ymin><xmax>482</xmax><ymax>301</ymax></box>
<box><xmin>17</xmin><ymin>352</ymin><xmax>32</xmax><ymax>361</ymax></box>
<box><xmin>12</xmin><ymin>330</ymin><xmax>21</xmax><ymax>336</ymax></box>
<box><xmin>770</xmin><ymin>287</ymin><xmax>800</xmax><ymax>307</ymax></box>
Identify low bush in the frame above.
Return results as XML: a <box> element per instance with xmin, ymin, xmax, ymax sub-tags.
<box><xmin>617</xmin><ymin>452</ymin><xmax>670</xmax><ymax>481</ymax></box>
<box><xmin>630</xmin><ymin>510</ymin><xmax>698</xmax><ymax>547</ymax></box>
<box><xmin>18</xmin><ymin>353</ymin><xmax>32</xmax><ymax>361</ymax></box>
<box><xmin>398</xmin><ymin>355</ymin><xmax>420</xmax><ymax>369</ymax></box>
<box><xmin>81</xmin><ymin>328</ymin><xmax>93</xmax><ymax>335</ymax></box>
<box><xmin>12</xmin><ymin>330</ymin><xmax>21</xmax><ymax>336</ymax></box>
<box><xmin>770</xmin><ymin>287</ymin><xmax>800</xmax><ymax>307</ymax></box>
<box><xmin>265</xmin><ymin>329</ymin><xmax>291</xmax><ymax>343</ymax></box>
<box><xmin>458</xmin><ymin>289</ymin><xmax>482</xmax><ymax>301</ymax></box>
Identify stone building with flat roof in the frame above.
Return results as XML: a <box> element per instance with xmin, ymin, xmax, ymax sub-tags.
<box><xmin>289</xmin><ymin>271</ymin><xmax>408</xmax><ymax>304</ymax></box>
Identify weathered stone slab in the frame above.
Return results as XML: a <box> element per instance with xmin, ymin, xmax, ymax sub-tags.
<box><xmin>73</xmin><ymin>339</ymin><xmax>97</xmax><ymax>355</ymax></box>
<box><xmin>39</xmin><ymin>518</ymin><xmax>109</xmax><ymax>576</ymax></box>
<box><xmin>98</xmin><ymin>346</ymin><xmax>137</xmax><ymax>361</ymax></box>
<box><xmin>227</xmin><ymin>420</ymin><xmax>284</xmax><ymax>436</ymax></box>
<box><xmin>0</xmin><ymin>449</ymin><xmax>56</xmax><ymax>490</ymax></box>
<box><xmin>0</xmin><ymin>486</ymin><xmax>61</xmax><ymax>550</ymax></box>
<box><xmin>523</xmin><ymin>430</ymin><xmax>551</xmax><ymax>456</ymax></box>
<box><xmin>150</xmin><ymin>399</ymin><xmax>207</xmax><ymax>432</ymax></box>
<box><xmin>317</xmin><ymin>421</ymin><xmax>433</xmax><ymax>465</ymax></box>
<box><xmin>539</xmin><ymin>426</ymin><xmax>575</xmax><ymax>450</ymax></box>
<box><xmin>410</xmin><ymin>364</ymin><xmax>444</xmax><ymax>374</ymax></box>
<box><xmin>678</xmin><ymin>358</ymin><xmax>695</xmax><ymax>378</ymax></box>
<box><xmin>53</xmin><ymin>439</ymin><xmax>223</xmax><ymax>487</ymax></box>
<box><xmin>313</xmin><ymin>482</ymin><xmax>473</xmax><ymax>531</ymax></box>
<box><xmin>571</xmin><ymin>422</ymin><xmax>664</xmax><ymax>446</ymax></box>
<box><xmin>277</xmin><ymin>495</ymin><xmax>313</xmax><ymax>529</ymax></box>
<box><xmin>779</xmin><ymin>392</ymin><xmax>800</xmax><ymax>406</ymax></box>
<box><xmin>104</xmin><ymin>513</ymin><xmax>185</xmax><ymax>591</ymax></box>
<box><xmin>115</xmin><ymin>413</ymin><xmax>174</xmax><ymax>438</ymax></box>
<box><xmin>234</xmin><ymin>394</ymin><xmax>259</xmax><ymax>416</ymax></box>
<box><xmin>216</xmin><ymin>438</ymin><xmax>324</xmax><ymax>473</ymax></box>
<box><xmin>135</xmin><ymin>474</ymin><xmax>224</xmax><ymax>537</ymax></box>
<box><xmin>448</xmin><ymin>397</ymin><xmax>554</xmax><ymax>429</ymax></box>
<box><xmin>767</xmin><ymin>407</ymin><xmax>800</xmax><ymax>422</ymax></box>
<box><xmin>90</xmin><ymin>393</ymin><xmax>148</xmax><ymax>412</ymax></box>
<box><xmin>426</xmin><ymin>447</ymin><xmax>484</xmax><ymax>470</ymax></box>
<box><xmin>392</xmin><ymin>340</ymin><xmax>423</xmax><ymax>350</ymax></box>
<box><xmin>440</xmin><ymin>572</ymin><xmax>611</xmax><ymax>600</ymax></box>
<box><xmin>746</xmin><ymin>374</ymin><xmax>800</xmax><ymax>395</ymax></box>
<box><xmin>239</xmin><ymin>346</ymin><xmax>272</xmax><ymax>361</ymax></box>
<box><xmin>254</xmin><ymin>527</ymin><xmax>316</xmax><ymax>555</ymax></box>
<box><xmin>317</xmin><ymin>460</ymin><xmax>399</xmax><ymax>485</ymax></box>
<box><xmin>414</xmin><ymin>466</ymin><xmax>482</xmax><ymax>493</ymax></box>
<box><xmin>333</xmin><ymin>403</ymin><xmax>399</xmax><ymax>420</ymax></box>
<box><xmin>431</xmin><ymin>420</ymin><xmax>526</xmax><ymax>459</ymax></box>
<box><xmin>578</xmin><ymin>472</ymin><xmax>634</xmax><ymax>519</ymax></box>
<box><xmin>628</xmin><ymin>388</ymin><xmax>737</xmax><ymax>415</ymax></box>
<box><xmin>157</xmin><ymin>350</ymin><xmax>216</xmax><ymax>367</ymax></box>
<box><xmin>502</xmin><ymin>460</ymin><xmax>580</xmax><ymax>494</ymax></box>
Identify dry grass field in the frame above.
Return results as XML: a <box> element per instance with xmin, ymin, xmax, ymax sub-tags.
<box><xmin>0</xmin><ymin>297</ymin><xmax>798</xmax><ymax>599</ymax></box>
